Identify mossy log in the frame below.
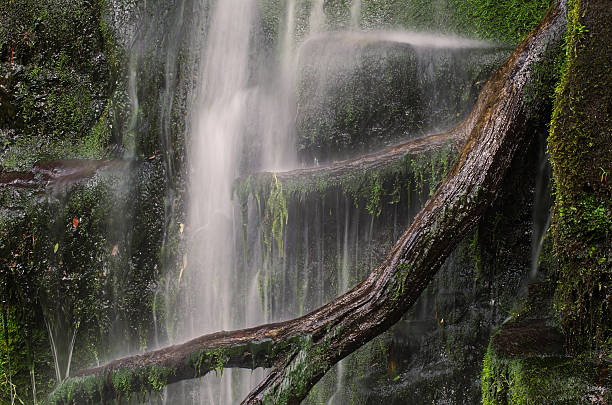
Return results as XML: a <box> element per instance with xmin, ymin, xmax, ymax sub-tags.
<box><xmin>238</xmin><ymin>130</ymin><xmax>463</xmax><ymax>200</ymax></box>
<box><xmin>48</xmin><ymin>1</ymin><xmax>567</xmax><ymax>403</ymax></box>
<box><xmin>0</xmin><ymin>160</ymin><xmax>128</xmax><ymax>190</ymax></box>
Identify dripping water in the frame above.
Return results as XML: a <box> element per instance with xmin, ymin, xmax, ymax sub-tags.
<box><xmin>350</xmin><ymin>0</ymin><xmax>362</xmax><ymax>29</ymax></box>
<box><xmin>530</xmin><ymin>133</ymin><xmax>552</xmax><ymax>279</ymax></box>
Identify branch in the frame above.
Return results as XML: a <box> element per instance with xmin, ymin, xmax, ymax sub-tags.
<box><xmin>0</xmin><ymin>159</ymin><xmax>128</xmax><ymax>190</ymax></box>
<box><xmin>48</xmin><ymin>1</ymin><xmax>566</xmax><ymax>403</ymax></box>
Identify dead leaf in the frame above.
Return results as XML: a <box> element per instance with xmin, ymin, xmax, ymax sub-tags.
<box><xmin>72</xmin><ymin>218</ymin><xmax>79</xmax><ymax>228</ymax></box>
<box><xmin>179</xmin><ymin>223</ymin><xmax>184</xmax><ymax>234</ymax></box>
<box><xmin>111</xmin><ymin>245</ymin><xmax>119</xmax><ymax>256</ymax></box>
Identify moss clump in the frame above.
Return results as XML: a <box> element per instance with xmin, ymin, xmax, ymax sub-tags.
<box><xmin>481</xmin><ymin>341</ymin><xmax>609</xmax><ymax>404</ymax></box>
<box><xmin>262</xmin><ymin>334</ymin><xmax>334</xmax><ymax>405</ymax></box>
<box><xmin>188</xmin><ymin>347</ymin><xmax>229</xmax><ymax>378</ymax></box>
<box><xmin>264</xmin><ymin>174</ymin><xmax>289</xmax><ymax>258</ymax></box>
<box><xmin>46</xmin><ymin>364</ymin><xmax>176</xmax><ymax>404</ymax></box>
<box><xmin>548</xmin><ymin>0</ymin><xmax>611</xmax><ymax>352</ymax></box>
<box><xmin>234</xmin><ymin>140</ymin><xmax>457</xmax><ymax>260</ymax></box>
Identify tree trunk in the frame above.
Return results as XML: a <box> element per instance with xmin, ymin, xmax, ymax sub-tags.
<box><xmin>47</xmin><ymin>1</ymin><xmax>567</xmax><ymax>403</ymax></box>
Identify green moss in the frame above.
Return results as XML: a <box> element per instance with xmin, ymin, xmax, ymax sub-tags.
<box><xmin>235</xmin><ymin>140</ymin><xmax>457</xmax><ymax>260</ymax></box>
<box><xmin>262</xmin><ymin>334</ymin><xmax>333</xmax><ymax>405</ymax></box>
<box><xmin>443</xmin><ymin>0</ymin><xmax>551</xmax><ymax>44</ymax></box>
<box><xmin>0</xmin><ymin>0</ymin><xmax>122</xmax><ymax>169</ymax></box>
<box><xmin>482</xmin><ymin>344</ymin><xmax>607</xmax><ymax>404</ymax></box>
<box><xmin>548</xmin><ymin>0</ymin><xmax>611</xmax><ymax>351</ymax></box>
<box><xmin>264</xmin><ymin>174</ymin><xmax>289</xmax><ymax>258</ymax></box>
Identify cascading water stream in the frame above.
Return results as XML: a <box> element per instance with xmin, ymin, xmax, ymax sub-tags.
<box><xmin>182</xmin><ymin>1</ymin><xmax>256</xmax><ymax>402</ymax></box>
<box><xmin>186</xmin><ymin>0</ymin><xmax>255</xmax><ymax>337</ymax></box>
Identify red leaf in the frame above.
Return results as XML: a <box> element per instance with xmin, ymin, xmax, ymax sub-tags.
<box><xmin>73</xmin><ymin>218</ymin><xmax>79</xmax><ymax>228</ymax></box>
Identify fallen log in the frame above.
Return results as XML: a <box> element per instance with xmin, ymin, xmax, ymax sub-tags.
<box><xmin>47</xmin><ymin>1</ymin><xmax>567</xmax><ymax>403</ymax></box>
<box><xmin>0</xmin><ymin>159</ymin><xmax>129</xmax><ymax>190</ymax></box>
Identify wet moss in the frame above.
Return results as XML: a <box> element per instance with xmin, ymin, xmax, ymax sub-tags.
<box><xmin>481</xmin><ymin>341</ymin><xmax>608</xmax><ymax>404</ymax></box>
<box><xmin>548</xmin><ymin>0</ymin><xmax>612</xmax><ymax>352</ymax></box>
<box><xmin>236</xmin><ymin>139</ymin><xmax>456</xmax><ymax>246</ymax></box>
<box><xmin>0</xmin><ymin>0</ymin><xmax>124</xmax><ymax>169</ymax></box>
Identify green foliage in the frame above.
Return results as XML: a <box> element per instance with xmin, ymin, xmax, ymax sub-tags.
<box><xmin>190</xmin><ymin>347</ymin><xmax>228</xmax><ymax>378</ymax></box>
<box><xmin>264</xmin><ymin>174</ymin><xmax>289</xmax><ymax>257</ymax></box>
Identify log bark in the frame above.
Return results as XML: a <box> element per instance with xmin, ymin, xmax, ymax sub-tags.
<box><xmin>0</xmin><ymin>159</ymin><xmax>128</xmax><ymax>190</ymax></box>
<box><xmin>243</xmin><ymin>129</ymin><xmax>464</xmax><ymax>195</ymax></box>
<box><xmin>47</xmin><ymin>1</ymin><xmax>567</xmax><ymax>403</ymax></box>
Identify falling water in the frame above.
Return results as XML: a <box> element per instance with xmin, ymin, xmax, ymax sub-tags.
<box><xmin>303</xmin><ymin>30</ymin><xmax>492</xmax><ymax>50</ymax></box>
<box><xmin>43</xmin><ymin>310</ymin><xmax>78</xmax><ymax>384</ymax></box>
<box><xmin>186</xmin><ymin>0</ymin><xmax>255</xmax><ymax>336</ymax></box>
<box><xmin>309</xmin><ymin>0</ymin><xmax>326</xmax><ymax>36</ymax></box>
<box><xmin>181</xmin><ymin>0</ymin><xmax>256</xmax><ymax>402</ymax></box>
<box><xmin>530</xmin><ymin>133</ymin><xmax>552</xmax><ymax>279</ymax></box>
<box><xmin>350</xmin><ymin>0</ymin><xmax>361</xmax><ymax>29</ymax></box>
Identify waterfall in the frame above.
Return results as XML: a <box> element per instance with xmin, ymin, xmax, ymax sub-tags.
<box><xmin>185</xmin><ymin>0</ymin><xmax>255</xmax><ymax>338</ymax></box>
<box><xmin>163</xmin><ymin>0</ymin><xmax>508</xmax><ymax>402</ymax></box>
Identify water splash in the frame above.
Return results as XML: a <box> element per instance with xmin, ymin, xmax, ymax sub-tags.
<box><xmin>303</xmin><ymin>30</ymin><xmax>493</xmax><ymax>50</ymax></box>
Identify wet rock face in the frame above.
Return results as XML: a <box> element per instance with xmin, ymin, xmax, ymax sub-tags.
<box><xmin>0</xmin><ymin>0</ymin><xmax>115</xmax><ymax>169</ymax></box>
<box><xmin>350</xmin><ymin>135</ymin><xmax>544</xmax><ymax>405</ymax></box>
<box><xmin>296</xmin><ymin>40</ymin><xmax>509</xmax><ymax>164</ymax></box>
<box><xmin>0</xmin><ymin>157</ymin><xmax>172</xmax><ymax>402</ymax></box>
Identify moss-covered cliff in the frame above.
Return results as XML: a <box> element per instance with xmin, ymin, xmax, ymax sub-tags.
<box><xmin>548</xmin><ymin>0</ymin><xmax>611</xmax><ymax>353</ymax></box>
<box><xmin>480</xmin><ymin>0</ymin><xmax>611</xmax><ymax>402</ymax></box>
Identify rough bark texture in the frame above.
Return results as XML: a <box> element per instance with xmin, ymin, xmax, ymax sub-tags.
<box><xmin>47</xmin><ymin>1</ymin><xmax>567</xmax><ymax>403</ymax></box>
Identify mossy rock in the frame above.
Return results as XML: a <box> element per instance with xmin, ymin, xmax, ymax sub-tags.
<box><xmin>481</xmin><ymin>278</ymin><xmax>610</xmax><ymax>404</ymax></box>
<box><xmin>481</xmin><ymin>334</ymin><xmax>609</xmax><ymax>404</ymax></box>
